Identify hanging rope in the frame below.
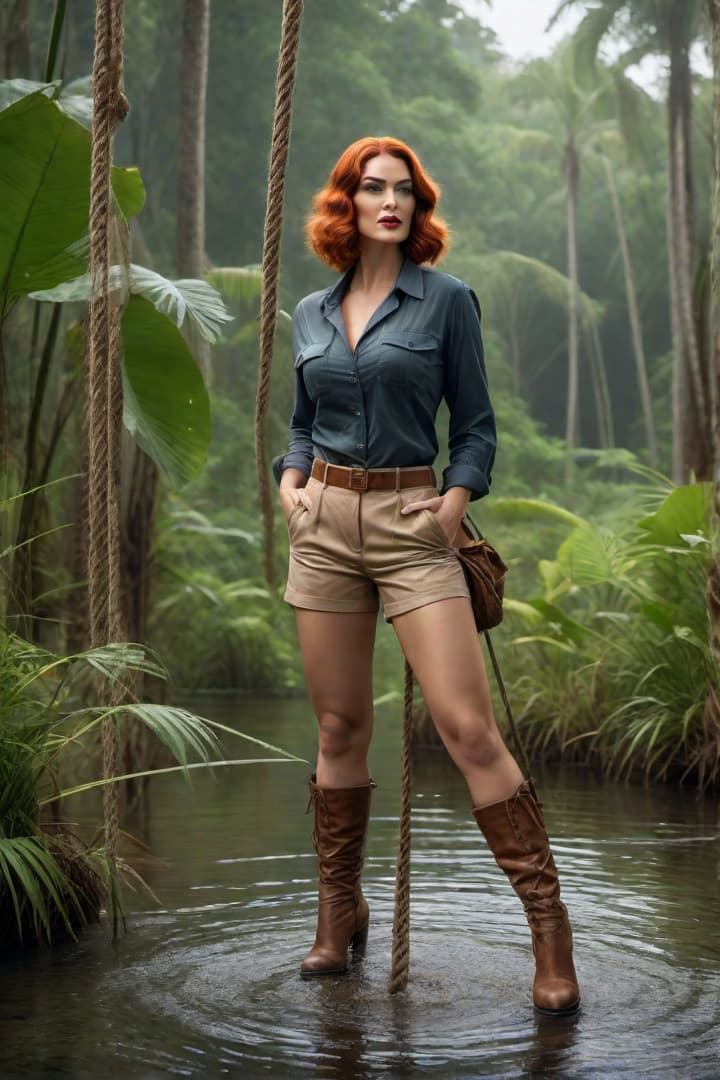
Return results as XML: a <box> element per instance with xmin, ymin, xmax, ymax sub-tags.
<box><xmin>388</xmin><ymin>631</ymin><xmax>531</xmax><ymax>992</ymax></box>
<box><xmin>388</xmin><ymin>659</ymin><xmax>414</xmax><ymax>993</ymax></box>
<box><xmin>87</xmin><ymin>0</ymin><xmax>129</xmax><ymax>904</ymax></box>
<box><xmin>256</xmin><ymin>0</ymin><xmax>304</xmax><ymax>586</ymax></box>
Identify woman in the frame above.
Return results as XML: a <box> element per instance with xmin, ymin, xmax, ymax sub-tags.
<box><xmin>276</xmin><ymin>136</ymin><xmax>580</xmax><ymax>1015</ymax></box>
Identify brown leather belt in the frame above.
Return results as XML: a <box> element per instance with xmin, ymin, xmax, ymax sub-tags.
<box><xmin>310</xmin><ymin>460</ymin><xmax>435</xmax><ymax>492</ymax></box>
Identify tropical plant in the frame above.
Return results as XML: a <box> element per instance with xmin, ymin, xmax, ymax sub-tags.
<box><xmin>0</xmin><ymin>624</ymin><xmax>306</xmax><ymax>948</ymax></box>
<box><xmin>0</xmin><ymin>82</ymin><xmax>231</xmax><ymax>641</ymax></box>
<box><xmin>495</xmin><ymin>482</ymin><xmax>717</xmax><ymax>786</ymax></box>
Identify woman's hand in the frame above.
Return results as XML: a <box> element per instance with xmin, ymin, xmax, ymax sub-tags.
<box><xmin>400</xmin><ymin>487</ymin><xmax>470</xmax><ymax>546</ymax></box>
<box><xmin>279</xmin><ymin>468</ymin><xmax>311</xmax><ymax>523</ymax></box>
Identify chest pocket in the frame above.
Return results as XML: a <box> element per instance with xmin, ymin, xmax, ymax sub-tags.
<box><xmin>295</xmin><ymin>341</ymin><xmax>330</xmax><ymax>399</ymax></box>
<box><xmin>378</xmin><ymin>331</ymin><xmax>440</xmax><ymax>387</ymax></box>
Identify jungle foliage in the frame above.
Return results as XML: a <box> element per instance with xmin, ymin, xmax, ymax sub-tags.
<box><xmin>1</xmin><ymin>0</ymin><xmax>717</xmax><ymax>802</ymax></box>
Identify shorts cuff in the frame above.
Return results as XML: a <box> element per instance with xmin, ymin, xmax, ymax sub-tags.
<box><xmin>383</xmin><ymin>587</ymin><xmax>470</xmax><ymax>621</ymax></box>
<box><xmin>284</xmin><ymin>586</ymin><xmax>379</xmax><ymax>615</ymax></box>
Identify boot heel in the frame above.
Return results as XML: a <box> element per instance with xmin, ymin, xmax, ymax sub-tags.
<box><xmin>350</xmin><ymin>919</ymin><xmax>369</xmax><ymax>955</ymax></box>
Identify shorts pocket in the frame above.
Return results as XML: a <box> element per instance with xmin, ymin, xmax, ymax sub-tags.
<box><xmin>286</xmin><ymin>492</ymin><xmax>312</xmax><ymax>538</ymax></box>
<box><xmin>420</xmin><ymin>507</ymin><xmax>451</xmax><ymax>546</ymax></box>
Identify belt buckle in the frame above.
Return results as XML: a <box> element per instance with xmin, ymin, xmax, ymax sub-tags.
<box><xmin>349</xmin><ymin>468</ymin><xmax>368</xmax><ymax>491</ymax></box>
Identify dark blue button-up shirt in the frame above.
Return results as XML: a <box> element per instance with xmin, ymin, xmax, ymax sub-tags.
<box><xmin>279</xmin><ymin>256</ymin><xmax>496</xmax><ymax>500</ymax></box>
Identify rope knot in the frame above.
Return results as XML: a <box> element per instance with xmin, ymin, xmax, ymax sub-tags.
<box><xmin>113</xmin><ymin>91</ymin><xmax>129</xmax><ymax>123</ymax></box>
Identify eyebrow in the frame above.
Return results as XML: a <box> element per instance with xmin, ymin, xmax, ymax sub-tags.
<box><xmin>361</xmin><ymin>175</ymin><xmax>413</xmax><ymax>185</ymax></box>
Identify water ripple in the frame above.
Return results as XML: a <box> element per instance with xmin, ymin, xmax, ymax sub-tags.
<box><xmin>107</xmin><ymin>805</ymin><xmax>720</xmax><ymax>1080</ymax></box>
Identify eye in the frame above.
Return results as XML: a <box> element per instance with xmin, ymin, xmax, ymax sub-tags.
<box><xmin>398</xmin><ymin>187</ymin><xmax>414</xmax><ymax>197</ymax></box>
<box><xmin>362</xmin><ymin>182</ymin><xmax>382</xmax><ymax>192</ymax></box>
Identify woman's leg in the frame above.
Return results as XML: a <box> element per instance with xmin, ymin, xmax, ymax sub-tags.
<box><xmin>391</xmin><ymin>597</ymin><xmax>523</xmax><ymax>806</ymax></box>
<box><xmin>295</xmin><ymin>609</ymin><xmax>377</xmax><ymax>786</ymax></box>
<box><xmin>294</xmin><ymin>609</ymin><xmax>378</xmax><ymax>976</ymax></box>
<box><xmin>392</xmin><ymin>597</ymin><xmax>579</xmax><ymax>1013</ymax></box>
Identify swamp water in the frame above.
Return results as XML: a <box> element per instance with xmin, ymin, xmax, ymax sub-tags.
<box><xmin>1</xmin><ymin>695</ymin><xmax>719</xmax><ymax>1079</ymax></box>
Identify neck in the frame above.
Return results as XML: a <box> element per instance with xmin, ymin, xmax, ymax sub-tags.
<box><xmin>350</xmin><ymin>243</ymin><xmax>404</xmax><ymax>293</ymax></box>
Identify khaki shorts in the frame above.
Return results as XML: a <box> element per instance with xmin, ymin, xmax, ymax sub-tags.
<box><xmin>283</xmin><ymin>473</ymin><xmax>470</xmax><ymax>620</ymax></box>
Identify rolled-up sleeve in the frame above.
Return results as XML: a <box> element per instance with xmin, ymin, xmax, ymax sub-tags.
<box><xmin>278</xmin><ymin>304</ymin><xmax>316</xmax><ymax>481</ymax></box>
<box><xmin>441</xmin><ymin>284</ymin><xmax>496</xmax><ymax>501</ymax></box>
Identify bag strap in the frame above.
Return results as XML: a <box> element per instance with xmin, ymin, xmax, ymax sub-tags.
<box><xmin>464</xmin><ymin>511</ymin><xmax>533</xmax><ymax>780</ymax></box>
<box><xmin>482</xmin><ymin>629</ymin><xmax>533</xmax><ymax>781</ymax></box>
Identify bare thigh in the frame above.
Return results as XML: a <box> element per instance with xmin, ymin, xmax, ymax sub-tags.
<box><xmin>392</xmin><ymin>597</ymin><xmax>498</xmax><ymax>746</ymax></box>
<box><xmin>295</xmin><ymin>609</ymin><xmax>377</xmax><ymax>752</ymax></box>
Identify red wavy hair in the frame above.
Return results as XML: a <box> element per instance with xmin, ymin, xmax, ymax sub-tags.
<box><xmin>305</xmin><ymin>136</ymin><xmax>449</xmax><ymax>271</ymax></box>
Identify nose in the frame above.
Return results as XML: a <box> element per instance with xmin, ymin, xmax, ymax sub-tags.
<box><xmin>382</xmin><ymin>188</ymin><xmax>397</xmax><ymax>209</ymax></box>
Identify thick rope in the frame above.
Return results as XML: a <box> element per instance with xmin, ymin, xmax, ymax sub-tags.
<box><xmin>388</xmin><ymin>659</ymin><xmax>414</xmax><ymax>993</ymax></box>
<box><xmin>87</xmin><ymin>0</ymin><xmax>128</xmax><ymax>891</ymax></box>
<box><xmin>256</xmin><ymin>0</ymin><xmax>304</xmax><ymax>586</ymax></box>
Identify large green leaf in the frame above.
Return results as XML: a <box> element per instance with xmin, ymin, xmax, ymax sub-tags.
<box><xmin>0</xmin><ymin>92</ymin><xmax>90</xmax><ymax>308</ymax></box>
<box><xmin>111</xmin><ymin>168</ymin><xmax>146</xmax><ymax>220</ymax></box>
<box><xmin>30</xmin><ymin>264</ymin><xmax>228</xmax><ymax>344</ymax></box>
<box><xmin>556</xmin><ymin>524</ymin><xmax>615</xmax><ymax>586</ymax></box>
<box><xmin>121</xmin><ymin>295</ymin><xmax>211</xmax><ymax>488</ymax></box>
<box><xmin>128</xmin><ymin>265</ymin><xmax>232</xmax><ymax>343</ymax></box>
<box><xmin>0</xmin><ymin>76</ymin><xmax>93</xmax><ymax>126</ymax></box>
<box><xmin>0</xmin><ymin>78</ymin><xmax>51</xmax><ymax>112</ymax></box>
<box><xmin>637</xmin><ymin>483</ymin><xmax>712</xmax><ymax>546</ymax></box>
<box><xmin>491</xmin><ymin>497</ymin><xmax>586</xmax><ymax>529</ymax></box>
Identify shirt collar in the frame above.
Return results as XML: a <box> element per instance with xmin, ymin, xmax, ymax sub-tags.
<box><xmin>321</xmin><ymin>255</ymin><xmax>424</xmax><ymax>312</ymax></box>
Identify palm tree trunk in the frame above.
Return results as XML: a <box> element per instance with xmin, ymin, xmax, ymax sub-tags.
<box><xmin>176</xmin><ymin>0</ymin><xmax>210</xmax><ymax>279</ymax></box>
<box><xmin>564</xmin><ymin>139</ymin><xmax>581</xmax><ymax>480</ymax></box>
<box><xmin>667</xmin><ymin>169</ymin><xmax>685</xmax><ymax>484</ymax></box>
<box><xmin>601</xmin><ymin>152</ymin><xmax>656</xmax><ymax>465</ymax></box>
<box><xmin>668</xmin><ymin>33</ymin><xmax>709</xmax><ymax>480</ymax></box>
<box><xmin>587</xmin><ymin>318</ymin><xmax>614</xmax><ymax>450</ymax></box>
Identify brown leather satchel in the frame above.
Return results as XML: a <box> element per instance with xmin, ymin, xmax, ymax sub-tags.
<box><xmin>455</xmin><ymin>515</ymin><xmax>507</xmax><ymax>631</ymax></box>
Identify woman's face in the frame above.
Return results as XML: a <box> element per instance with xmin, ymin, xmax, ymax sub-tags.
<box><xmin>352</xmin><ymin>153</ymin><xmax>416</xmax><ymax>248</ymax></box>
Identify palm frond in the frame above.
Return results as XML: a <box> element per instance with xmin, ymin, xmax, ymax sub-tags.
<box><xmin>127</xmin><ymin>266</ymin><xmax>234</xmax><ymax>343</ymax></box>
<box><xmin>491</xmin><ymin>497</ymin><xmax>587</xmax><ymax>529</ymax></box>
<box><xmin>206</xmin><ymin>265</ymin><xmax>263</xmax><ymax>304</ymax></box>
<box><xmin>40</xmin><ymin>757</ymin><xmax>306</xmax><ymax>805</ymax></box>
<box><xmin>0</xmin><ymin>835</ymin><xmax>82</xmax><ymax>943</ymax></box>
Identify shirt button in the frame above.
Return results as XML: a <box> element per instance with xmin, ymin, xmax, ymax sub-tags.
<box><xmin>350</xmin><ymin>376</ymin><xmax>357</xmax><ymax>383</ymax></box>
<box><xmin>408</xmin><ymin>340</ymin><xmax>414</xmax><ymax>347</ymax></box>
<box><xmin>356</xmin><ymin>443</ymin><xmax>364</xmax><ymax>450</ymax></box>
<box><xmin>355</xmin><ymin>409</ymin><xmax>361</xmax><ymax>416</ymax></box>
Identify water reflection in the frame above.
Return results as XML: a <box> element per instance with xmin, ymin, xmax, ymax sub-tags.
<box><xmin>0</xmin><ymin>695</ymin><xmax>718</xmax><ymax>1079</ymax></box>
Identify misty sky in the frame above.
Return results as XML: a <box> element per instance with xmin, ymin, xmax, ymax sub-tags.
<box><xmin>458</xmin><ymin>0</ymin><xmax>711</xmax><ymax>92</ymax></box>
<box><xmin>465</xmin><ymin>0</ymin><xmax>583</xmax><ymax>60</ymax></box>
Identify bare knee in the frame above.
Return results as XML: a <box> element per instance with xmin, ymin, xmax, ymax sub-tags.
<box><xmin>437</xmin><ymin>713</ymin><xmax>504</xmax><ymax>770</ymax></box>
<box><xmin>317</xmin><ymin>710</ymin><xmax>370</xmax><ymax>761</ymax></box>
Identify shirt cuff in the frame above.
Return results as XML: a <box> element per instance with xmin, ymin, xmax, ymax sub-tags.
<box><xmin>441</xmin><ymin>463</ymin><xmax>490</xmax><ymax>502</ymax></box>
<box><xmin>275</xmin><ymin>451</ymin><xmax>313</xmax><ymax>485</ymax></box>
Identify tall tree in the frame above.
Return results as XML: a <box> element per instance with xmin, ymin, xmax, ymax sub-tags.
<box><xmin>706</xmin><ymin>0</ymin><xmax>720</xmax><ymax>785</ymax></box>
<box><xmin>551</xmin><ymin>0</ymin><xmax>707</xmax><ymax>481</ymax></box>
<box><xmin>598</xmin><ymin>133</ymin><xmax>657</xmax><ymax>464</ymax></box>
<box><xmin>0</xmin><ymin>0</ymin><xmax>31</xmax><ymax>77</ymax></box>
<box><xmin>176</xmin><ymin>0</ymin><xmax>210</xmax><ymax>278</ymax></box>
<box><xmin>519</xmin><ymin>43</ymin><xmax>606</xmax><ymax>478</ymax></box>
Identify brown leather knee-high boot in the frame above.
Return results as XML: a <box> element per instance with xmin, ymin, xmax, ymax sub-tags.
<box><xmin>472</xmin><ymin>779</ymin><xmax>580</xmax><ymax>1015</ymax></box>
<box><xmin>300</xmin><ymin>775</ymin><xmax>374</xmax><ymax>978</ymax></box>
